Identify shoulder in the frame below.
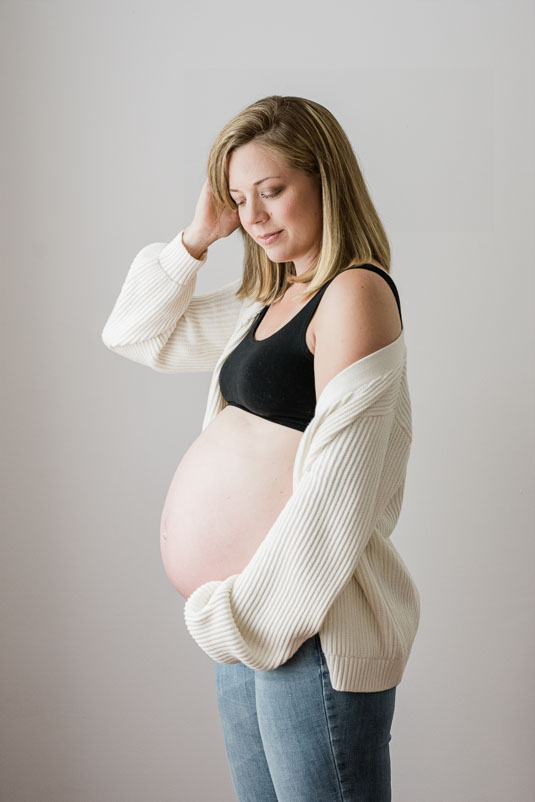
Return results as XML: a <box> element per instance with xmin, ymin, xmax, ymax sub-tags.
<box><xmin>312</xmin><ymin>266</ymin><xmax>403</xmax><ymax>402</ymax></box>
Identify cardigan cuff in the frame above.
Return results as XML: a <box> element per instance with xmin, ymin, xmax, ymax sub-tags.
<box><xmin>158</xmin><ymin>229</ymin><xmax>208</xmax><ymax>286</ymax></box>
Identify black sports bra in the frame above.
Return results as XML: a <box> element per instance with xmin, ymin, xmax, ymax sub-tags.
<box><xmin>218</xmin><ymin>265</ymin><xmax>403</xmax><ymax>432</ymax></box>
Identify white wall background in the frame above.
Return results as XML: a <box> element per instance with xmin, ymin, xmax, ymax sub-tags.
<box><xmin>1</xmin><ymin>1</ymin><xmax>534</xmax><ymax>800</ymax></box>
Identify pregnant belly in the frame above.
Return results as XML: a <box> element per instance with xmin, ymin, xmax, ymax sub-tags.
<box><xmin>160</xmin><ymin>405</ymin><xmax>303</xmax><ymax>599</ymax></box>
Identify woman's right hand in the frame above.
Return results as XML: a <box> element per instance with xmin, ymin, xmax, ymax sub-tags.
<box><xmin>190</xmin><ymin>178</ymin><xmax>241</xmax><ymax>244</ymax></box>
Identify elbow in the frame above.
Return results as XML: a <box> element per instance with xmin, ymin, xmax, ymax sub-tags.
<box><xmin>100</xmin><ymin>327</ymin><xmax>182</xmax><ymax>374</ymax></box>
<box><xmin>101</xmin><ymin>318</ymin><xmax>119</xmax><ymax>351</ymax></box>
<box><xmin>101</xmin><ymin>328</ymin><xmax>113</xmax><ymax>351</ymax></box>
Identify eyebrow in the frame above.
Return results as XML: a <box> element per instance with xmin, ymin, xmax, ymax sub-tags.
<box><xmin>229</xmin><ymin>176</ymin><xmax>282</xmax><ymax>193</ymax></box>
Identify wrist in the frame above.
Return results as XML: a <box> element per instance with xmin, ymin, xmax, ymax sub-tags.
<box><xmin>182</xmin><ymin>226</ymin><xmax>215</xmax><ymax>260</ymax></box>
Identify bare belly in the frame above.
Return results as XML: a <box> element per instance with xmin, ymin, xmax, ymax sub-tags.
<box><xmin>159</xmin><ymin>404</ymin><xmax>303</xmax><ymax>599</ymax></box>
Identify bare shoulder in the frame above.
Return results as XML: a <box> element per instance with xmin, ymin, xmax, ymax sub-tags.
<box><xmin>312</xmin><ymin>264</ymin><xmax>403</xmax><ymax>401</ymax></box>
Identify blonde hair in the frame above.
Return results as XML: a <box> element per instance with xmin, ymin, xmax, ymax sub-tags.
<box><xmin>206</xmin><ymin>95</ymin><xmax>392</xmax><ymax>305</ymax></box>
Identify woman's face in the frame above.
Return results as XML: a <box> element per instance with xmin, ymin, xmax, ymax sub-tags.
<box><xmin>228</xmin><ymin>141</ymin><xmax>323</xmax><ymax>278</ymax></box>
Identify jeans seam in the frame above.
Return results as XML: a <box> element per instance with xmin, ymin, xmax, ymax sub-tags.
<box><xmin>316</xmin><ymin>638</ymin><xmax>346</xmax><ymax>802</ymax></box>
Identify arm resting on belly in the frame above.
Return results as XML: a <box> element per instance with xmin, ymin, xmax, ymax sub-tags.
<box><xmin>183</xmin><ymin>370</ymin><xmax>407</xmax><ymax>671</ymax></box>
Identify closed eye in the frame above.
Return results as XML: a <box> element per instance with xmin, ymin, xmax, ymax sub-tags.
<box><xmin>234</xmin><ymin>189</ymin><xmax>281</xmax><ymax>207</ymax></box>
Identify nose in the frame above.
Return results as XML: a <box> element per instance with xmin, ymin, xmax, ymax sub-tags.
<box><xmin>242</xmin><ymin>197</ymin><xmax>269</xmax><ymax>229</ymax></box>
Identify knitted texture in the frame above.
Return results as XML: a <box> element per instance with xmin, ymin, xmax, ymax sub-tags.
<box><xmin>102</xmin><ymin>230</ymin><xmax>420</xmax><ymax>692</ymax></box>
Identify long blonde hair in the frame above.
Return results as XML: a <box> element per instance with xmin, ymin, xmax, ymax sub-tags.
<box><xmin>206</xmin><ymin>95</ymin><xmax>392</xmax><ymax>305</ymax></box>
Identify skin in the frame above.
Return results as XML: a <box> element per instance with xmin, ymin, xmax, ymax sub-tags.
<box><xmin>160</xmin><ymin>143</ymin><xmax>402</xmax><ymax>597</ymax></box>
<box><xmin>228</xmin><ymin>141</ymin><xmax>323</xmax><ymax>281</ymax></box>
<box><xmin>228</xmin><ymin>140</ymin><xmax>402</xmax><ymax>401</ymax></box>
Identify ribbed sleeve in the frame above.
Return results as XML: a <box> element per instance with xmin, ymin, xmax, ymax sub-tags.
<box><xmin>102</xmin><ymin>236</ymin><xmax>420</xmax><ymax>690</ymax></box>
<box><xmin>183</xmin><ymin>356</ymin><xmax>405</xmax><ymax>672</ymax></box>
<box><xmin>101</xmin><ymin>230</ymin><xmax>243</xmax><ymax>373</ymax></box>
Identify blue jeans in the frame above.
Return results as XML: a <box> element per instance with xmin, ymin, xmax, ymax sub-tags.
<box><xmin>214</xmin><ymin>633</ymin><xmax>397</xmax><ymax>801</ymax></box>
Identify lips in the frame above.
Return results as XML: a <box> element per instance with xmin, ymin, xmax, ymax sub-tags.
<box><xmin>258</xmin><ymin>230</ymin><xmax>283</xmax><ymax>242</ymax></box>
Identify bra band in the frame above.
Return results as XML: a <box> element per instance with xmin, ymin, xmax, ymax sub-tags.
<box><xmin>218</xmin><ymin>265</ymin><xmax>403</xmax><ymax>432</ymax></box>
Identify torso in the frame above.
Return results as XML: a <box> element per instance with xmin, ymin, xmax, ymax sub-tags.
<box><xmin>159</xmin><ymin>259</ymin><xmax>391</xmax><ymax>599</ymax></box>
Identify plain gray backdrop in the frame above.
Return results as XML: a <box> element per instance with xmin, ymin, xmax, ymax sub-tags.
<box><xmin>2</xmin><ymin>1</ymin><xmax>534</xmax><ymax>800</ymax></box>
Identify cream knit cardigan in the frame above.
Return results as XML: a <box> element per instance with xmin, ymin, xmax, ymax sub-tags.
<box><xmin>102</xmin><ymin>229</ymin><xmax>421</xmax><ymax>692</ymax></box>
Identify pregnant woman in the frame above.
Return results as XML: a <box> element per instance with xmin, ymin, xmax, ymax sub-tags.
<box><xmin>102</xmin><ymin>95</ymin><xmax>420</xmax><ymax>802</ymax></box>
